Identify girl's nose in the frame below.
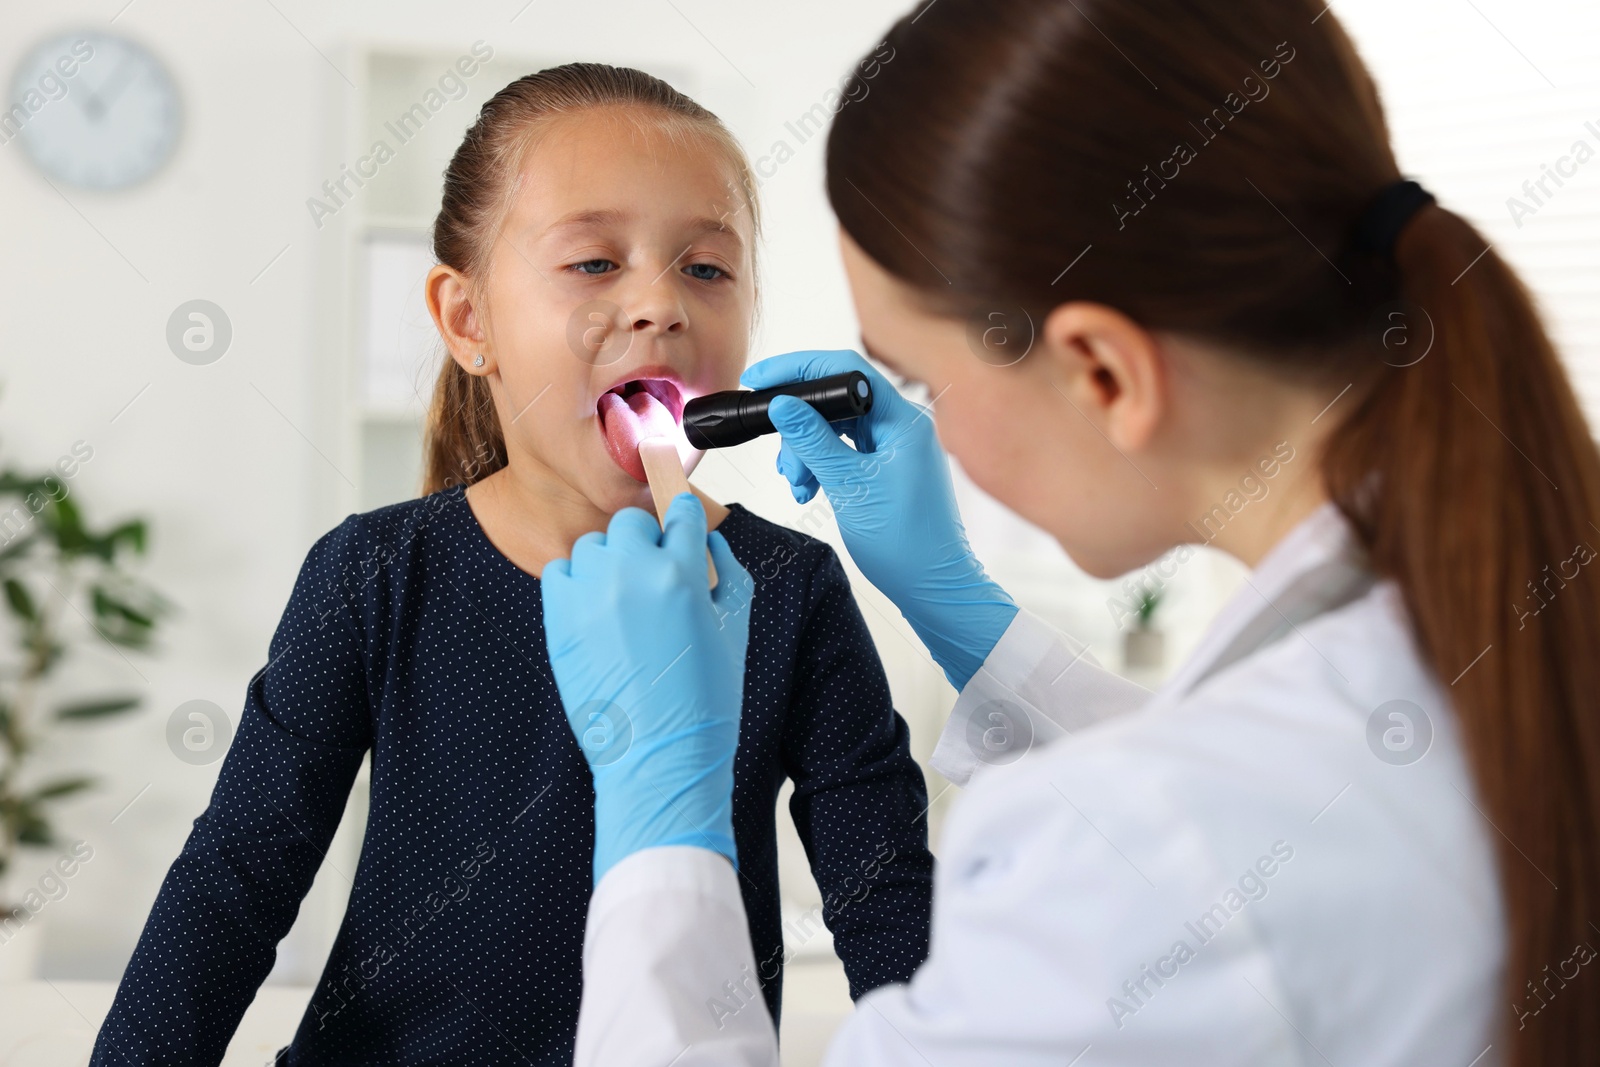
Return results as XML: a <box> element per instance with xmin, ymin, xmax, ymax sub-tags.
<box><xmin>632</xmin><ymin>308</ymin><xmax>686</xmax><ymax>334</ymax></box>
<box><xmin>627</xmin><ymin>264</ymin><xmax>690</xmax><ymax>336</ymax></box>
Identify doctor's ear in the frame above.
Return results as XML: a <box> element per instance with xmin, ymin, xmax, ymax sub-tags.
<box><xmin>426</xmin><ymin>264</ymin><xmax>491</xmax><ymax>374</ymax></box>
<box><xmin>1038</xmin><ymin>301</ymin><xmax>1165</xmax><ymax>451</ymax></box>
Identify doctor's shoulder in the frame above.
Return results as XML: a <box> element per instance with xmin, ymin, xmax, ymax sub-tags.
<box><xmin>930</xmin><ymin>578</ymin><xmax>1503</xmax><ymax>1049</ymax></box>
<box><xmin>1035</xmin><ymin>574</ymin><xmax>1501</xmax><ymax>907</ymax></box>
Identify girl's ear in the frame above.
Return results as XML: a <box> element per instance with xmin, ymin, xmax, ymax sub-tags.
<box><xmin>1038</xmin><ymin>301</ymin><xmax>1165</xmax><ymax>452</ymax></box>
<box><xmin>426</xmin><ymin>264</ymin><xmax>489</xmax><ymax>372</ymax></box>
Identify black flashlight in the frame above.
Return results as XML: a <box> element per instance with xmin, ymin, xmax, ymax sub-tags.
<box><xmin>682</xmin><ymin>371</ymin><xmax>874</xmax><ymax>450</ymax></box>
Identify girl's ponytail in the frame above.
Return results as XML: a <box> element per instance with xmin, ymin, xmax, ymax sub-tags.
<box><xmin>1325</xmin><ymin>205</ymin><xmax>1600</xmax><ymax>1059</ymax></box>
<box><xmin>423</xmin><ymin>357</ymin><xmax>506</xmax><ymax>496</ymax></box>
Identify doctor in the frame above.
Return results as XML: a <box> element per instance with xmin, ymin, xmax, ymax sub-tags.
<box><xmin>540</xmin><ymin>0</ymin><xmax>1600</xmax><ymax>1064</ymax></box>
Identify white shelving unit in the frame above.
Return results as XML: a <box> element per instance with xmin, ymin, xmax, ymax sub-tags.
<box><xmin>349</xmin><ymin>51</ymin><xmax>527</xmax><ymax>510</ymax></box>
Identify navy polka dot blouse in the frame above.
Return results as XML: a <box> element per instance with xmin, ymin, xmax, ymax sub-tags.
<box><xmin>90</xmin><ymin>484</ymin><xmax>934</xmax><ymax>1065</ymax></box>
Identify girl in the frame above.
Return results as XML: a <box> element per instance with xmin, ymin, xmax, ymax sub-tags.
<box><xmin>544</xmin><ymin>3</ymin><xmax>1600</xmax><ymax>1066</ymax></box>
<box><xmin>91</xmin><ymin>64</ymin><xmax>934</xmax><ymax>1065</ymax></box>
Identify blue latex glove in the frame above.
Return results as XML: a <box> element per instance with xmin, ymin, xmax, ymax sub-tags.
<box><xmin>540</xmin><ymin>493</ymin><xmax>756</xmax><ymax>885</ymax></box>
<box><xmin>742</xmin><ymin>349</ymin><xmax>1018</xmax><ymax>690</ymax></box>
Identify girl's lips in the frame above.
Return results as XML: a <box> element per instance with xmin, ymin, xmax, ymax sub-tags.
<box><xmin>597</xmin><ymin>379</ymin><xmax>685</xmax><ymax>482</ymax></box>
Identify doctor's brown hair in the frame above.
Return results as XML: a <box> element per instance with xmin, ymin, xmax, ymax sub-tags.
<box><xmin>828</xmin><ymin>0</ymin><xmax>1600</xmax><ymax>1060</ymax></box>
<box><xmin>422</xmin><ymin>63</ymin><xmax>760</xmax><ymax>494</ymax></box>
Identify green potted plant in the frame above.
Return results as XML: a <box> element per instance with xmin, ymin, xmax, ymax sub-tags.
<box><xmin>0</xmin><ymin>459</ymin><xmax>170</xmax><ymax>977</ymax></box>
<box><xmin>1122</xmin><ymin>585</ymin><xmax>1165</xmax><ymax>672</ymax></box>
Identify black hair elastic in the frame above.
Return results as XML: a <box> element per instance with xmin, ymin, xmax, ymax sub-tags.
<box><xmin>1350</xmin><ymin>178</ymin><xmax>1436</xmax><ymax>259</ymax></box>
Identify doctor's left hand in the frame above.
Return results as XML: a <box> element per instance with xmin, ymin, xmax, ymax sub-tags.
<box><xmin>540</xmin><ymin>492</ymin><xmax>755</xmax><ymax>886</ymax></box>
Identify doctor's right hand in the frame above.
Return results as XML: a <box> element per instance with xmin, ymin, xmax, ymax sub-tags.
<box><xmin>743</xmin><ymin>349</ymin><xmax>1017</xmax><ymax>691</ymax></box>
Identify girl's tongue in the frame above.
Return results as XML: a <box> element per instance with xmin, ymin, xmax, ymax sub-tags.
<box><xmin>598</xmin><ymin>382</ymin><xmax>681</xmax><ymax>482</ymax></box>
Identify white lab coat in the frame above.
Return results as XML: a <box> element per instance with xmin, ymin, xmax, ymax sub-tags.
<box><xmin>574</xmin><ymin>503</ymin><xmax>1506</xmax><ymax>1066</ymax></box>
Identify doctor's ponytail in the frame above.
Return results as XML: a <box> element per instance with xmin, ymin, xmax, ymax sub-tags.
<box><xmin>825</xmin><ymin>0</ymin><xmax>1600</xmax><ymax>1061</ymax></box>
<box><xmin>1322</xmin><ymin>199</ymin><xmax>1600</xmax><ymax>1059</ymax></box>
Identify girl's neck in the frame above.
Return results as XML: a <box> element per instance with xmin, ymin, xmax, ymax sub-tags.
<box><xmin>464</xmin><ymin>459</ymin><xmax>729</xmax><ymax>580</ymax></box>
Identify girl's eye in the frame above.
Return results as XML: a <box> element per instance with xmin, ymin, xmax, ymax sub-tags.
<box><xmin>571</xmin><ymin>259</ymin><xmax>616</xmax><ymax>276</ymax></box>
<box><xmin>683</xmin><ymin>262</ymin><xmax>728</xmax><ymax>282</ymax></box>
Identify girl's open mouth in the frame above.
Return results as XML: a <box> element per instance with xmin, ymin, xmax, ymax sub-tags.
<box><xmin>597</xmin><ymin>378</ymin><xmax>686</xmax><ymax>483</ymax></box>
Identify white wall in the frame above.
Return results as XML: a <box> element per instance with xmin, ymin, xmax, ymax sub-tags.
<box><xmin>3</xmin><ymin>0</ymin><xmax>1598</xmax><ymax>996</ymax></box>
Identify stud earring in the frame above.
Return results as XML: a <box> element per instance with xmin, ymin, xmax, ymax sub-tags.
<box><xmin>473</xmin><ymin>354</ymin><xmax>485</xmax><ymax>368</ymax></box>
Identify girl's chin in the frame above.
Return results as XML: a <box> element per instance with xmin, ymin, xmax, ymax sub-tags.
<box><xmin>590</xmin><ymin>470</ymin><xmax>656</xmax><ymax>515</ymax></box>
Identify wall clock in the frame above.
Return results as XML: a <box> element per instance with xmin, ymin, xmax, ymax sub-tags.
<box><xmin>9</xmin><ymin>31</ymin><xmax>182</xmax><ymax>191</ymax></box>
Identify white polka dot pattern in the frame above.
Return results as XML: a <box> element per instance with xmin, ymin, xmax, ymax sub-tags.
<box><xmin>90</xmin><ymin>484</ymin><xmax>933</xmax><ymax>1065</ymax></box>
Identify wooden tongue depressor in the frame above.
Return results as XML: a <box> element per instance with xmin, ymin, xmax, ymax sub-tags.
<box><xmin>637</xmin><ymin>436</ymin><xmax>719</xmax><ymax>590</ymax></box>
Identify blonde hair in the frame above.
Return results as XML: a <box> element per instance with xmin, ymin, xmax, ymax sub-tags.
<box><xmin>423</xmin><ymin>63</ymin><xmax>762</xmax><ymax>495</ymax></box>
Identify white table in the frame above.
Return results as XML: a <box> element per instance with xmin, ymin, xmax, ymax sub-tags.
<box><xmin>1</xmin><ymin>964</ymin><xmax>849</xmax><ymax>1066</ymax></box>
<box><xmin>0</xmin><ymin>981</ymin><xmax>311</xmax><ymax>1066</ymax></box>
